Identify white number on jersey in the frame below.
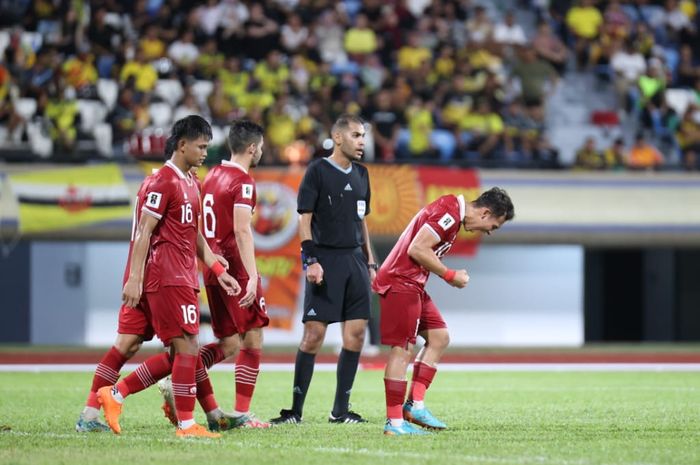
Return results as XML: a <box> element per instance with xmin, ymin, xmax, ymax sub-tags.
<box><xmin>180</xmin><ymin>203</ymin><xmax>193</xmax><ymax>224</ymax></box>
<box><xmin>202</xmin><ymin>193</ymin><xmax>216</xmax><ymax>238</ymax></box>
<box><xmin>181</xmin><ymin>304</ymin><xmax>197</xmax><ymax>324</ymax></box>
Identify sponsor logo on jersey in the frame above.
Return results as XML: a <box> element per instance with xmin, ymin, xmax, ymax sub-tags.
<box><xmin>438</xmin><ymin>213</ymin><xmax>455</xmax><ymax>230</ymax></box>
<box><xmin>307</xmin><ymin>308</ymin><xmax>317</xmax><ymax>316</ymax></box>
<box><xmin>146</xmin><ymin>192</ymin><xmax>162</xmax><ymax>209</ymax></box>
<box><xmin>242</xmin><ymin>184</ymin><xmax>254</xmax><ymax>199</ymax></box>
<box><xmin>344</xmin><ymin>183</ymin><xmax>352</xmax><ymax>191</ymax></box>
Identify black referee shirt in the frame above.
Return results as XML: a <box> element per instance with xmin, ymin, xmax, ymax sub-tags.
<box><xmin>297</xmin><ymin>157</ymin><xmax>371</xmax><ymax>249</ymax></box>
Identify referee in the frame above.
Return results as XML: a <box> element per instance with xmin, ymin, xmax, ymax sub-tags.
<box><xmin>271</xmin><ymin>114</ymin><xmax>377</xmax><ymax>424</ymax></box>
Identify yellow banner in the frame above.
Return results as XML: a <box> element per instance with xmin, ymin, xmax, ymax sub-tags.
<box><xmin>9</xmin><ymin>164</ymin><xmax>131</xmax><ymax>234</ymax></box>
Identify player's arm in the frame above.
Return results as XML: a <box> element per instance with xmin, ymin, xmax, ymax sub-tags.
<box><xmin>361</xmin><ymin>219</ymin><xmax>377</xmax><ymax>284</ymax></box>
<box><xmin>196</xmin><ymin>232</ymin><xmax>241</xmax><ymax>296</ymax></box>
<box><xmin>233</xmin><ymin>205</ymin><xmax>258</xmax><ymax>307</ymax></box>
<box><xmin>122</xmin><ymin>212</ymin><xmax>159</xmax><ymax>308</ymax></box>
<box><xmin>407</xmin><ymin>225</ymin><xmax>469</xmax><ymax>288</ymax></box>
<box><xmin>299</xmin><ymin>212</ymin><xmax>323</xmax><ymax>284</ymax></box>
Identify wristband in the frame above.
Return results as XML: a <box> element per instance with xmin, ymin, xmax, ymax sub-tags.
<box><xmin>443</xmin><ymin>269</ymin><xmax>456</xmax><ymax>282</ymax></box>
<box><xmin>367</xmin><ymin>263</ymin><xmax>379</xmax><ymax>271</ymax></box>
<box><xmin>301</xmin><ymin>240</ymin><xmax>317</xmax><ymax>258</ymax></box>
<box><xmin>211</xmin><ymin>261</ymin><xmax>226</xmax><ymax>278</ymax></box>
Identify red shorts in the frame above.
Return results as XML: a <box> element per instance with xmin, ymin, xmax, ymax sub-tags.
<box><xmin>117</xmin><ymin>297</ymin><xmax>155</xmax><ymax>341</ymax></box>
<box><xmin>206</xmin><ymin>277</ymin><xmax>269</xmax><ymax>339</ymax></box>
<box><xmin>146</xmin><ymin>286</ymin><xmax>199</xmax><ymax>345</ymax></box>
<box><xmin>379</xmin><ymin>288</ymin><xmax>447</xmax><ymax>347</ymax></box>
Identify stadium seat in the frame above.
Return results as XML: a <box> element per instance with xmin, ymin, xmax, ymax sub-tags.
<box><xmin>26</xmin><ymin>121</ymin><xmax>52</xmax><ymax>158</ymax></box>
<box><xmin>149</xmin><ymin>102</ymin><xmax>173</xmax><ymax>127</ymax></box>
<box><xmin>211</xmin><ymin>125</ymin><xmax>226</xmax><ymax>147</ymax></box>
<box><xmin>97</xmin><ymin>79</ymin><xmax>119</xmax><ymax>111</ymax></box>
<box><xmin>77</xmin><ymin>99</ymin><xmax>108</xmax><ymax>134</ymax></box>
<box><xmin>665</xmin><ymin>89</ymin><xmax>694</xmax><ymax>116</ymax></box>
<box><xmin>14</xmin><ymin>98</ymin><xmax>37</xmax><ymax>120</ymax></box>
<box><xmin>154</xmin><ymin>79</ymin><xmax>184</xmax><ymax>107</ymax></box>
<box><xmin>93</xmin><ymin>123</ymin><xmax>113</xmax><ymax>158</ymax></box>
<box><xmin>191</xmin><ymin>80</ymin><xmax>214</xmax><ymax>106</ymax></box>
<box><xmin>590</xmin><ymin>110</ymin><xmax>620</xmax><ymax>127</ymax></box>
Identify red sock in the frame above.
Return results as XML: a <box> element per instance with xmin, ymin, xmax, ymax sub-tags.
<box><xmin>234</xmin><ymin>348</ymin><xmax>261</xmax><ymax>413</ymax></box>
<box><xmin>116</xmin><ymin>352</ymin><xmax>172</xmax><ymax>398</ymax></box>
<box><xmin>199</xmin><ymin>343</ymin><xmax>225</xmax><ymax>369</ymax></box>
<box><xmin>86</xmin><ymin>346</ymin><xmax>127</xmax><ymax>408</ymax></box>
<box><xmin>172</xmin><ymin>353</ymin><xmax>197</xmax><ymax>423</ymax></box>
<box><xmin>384</xmin><ymin>378</ymin><xmax>407</xmax><ymax>420</ymax></box>
<box><xmin>196</xmin><ymin>355</ymin><xmax>218</xmax><ymax>413</ymax></box>
<box><xmin>409</xmin><ymin>362</ymin><xmax>437</xmax><ymax>402</ymax></box>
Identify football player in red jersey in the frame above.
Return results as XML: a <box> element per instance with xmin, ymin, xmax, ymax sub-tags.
<box><xmin>97</xmin><ymin>115</ymin><xmax>241</xmax><ymax>439</ymax></box>
<box><xmin>189</xmin><ymin>120</ymin><xmax>271</xmax><ymax>428</ymax></box>
<box><xmin>375</xmin><ymin>188</ymin><xmax>514</xmax><ymax>435</ymax></box>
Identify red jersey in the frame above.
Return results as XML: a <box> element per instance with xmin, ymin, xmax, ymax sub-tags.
<box><xmin>201</xmin><ymin>160</ymin><xmax>256</xmax><ymax>284</ymax></box>
<box><xmin>121</xmin><ymin>174</ymin><xmax>155</xmax><ymax>286</ymax></box>
<box><xmin>142</xmin><ymin>161</ymin><xmax>202</xmax><ymax>291</ymax></box>
<box><xmin>373</xmin><ymin>194</ymin><xmax>465</xmax><ymax>293</ymax></box>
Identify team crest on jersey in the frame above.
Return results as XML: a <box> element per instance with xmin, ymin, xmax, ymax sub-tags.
<box><xmin>242</xmin><ymin>184</ymin><xmax>254</xmax><ymax>199</ymax></box>
<box><xmin>438</xmin><ymin>213</ymin><xmax>455</xmax><ymax>230</ymax></box>
<box><xmin>357</xmin><ymin>200</ymin><xmax>366</xmax><ymax>220</ymax></box>
<box><xmin>145</xmin><ymin>192</ymin><xmax>162</xmax><ymax>209</ymax></box>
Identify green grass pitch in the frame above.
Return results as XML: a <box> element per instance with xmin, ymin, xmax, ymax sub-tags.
<box><xmin>1</xmin><ymin>370</ymin><xmax>699</xmax><ymax>465</ymax></box>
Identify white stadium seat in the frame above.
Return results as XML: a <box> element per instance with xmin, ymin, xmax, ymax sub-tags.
<box><xmin>149</xmin><ymin>102</ymin><xmax>173</xmax><ymax>127</ymax></box>
<box><xmin>97</xmin><ymin>79</ymin><xmax>119</xmax><ymax>111</ymax></box>
<box><xmin>154</xmin><ymin>79</ymin><xmax>184</xmax><ymax>107</ymax></box>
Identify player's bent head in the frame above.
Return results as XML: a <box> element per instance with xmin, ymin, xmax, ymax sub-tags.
<box><xmin>474</xmin><ymin>187</ymin><xmax>515</xmax><ymax>222</ymax></box>
<box><xmin>228</xmin><ymin>120</ymin><xmax>264</xmax><ymax>154</ymax></box>
<box><xmin>165</xmin><ymin>115</ymin><xmax>213</xmax><ymax>158</ymax></box>
<box><xmin>331</xmin><ymin>114</ymin><xmax>365</xmax><ymax>137</ymax></box>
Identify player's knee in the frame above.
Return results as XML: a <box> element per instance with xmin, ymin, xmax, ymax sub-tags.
<box><xmin>300</xmin><ymin>330</ymin><xmax>324</xmax><ymax>351</ymax></box>
<box><xmin>219</xmin><ymin>338</ymin><xmax>239</xmax><ymax>358</ymax></box>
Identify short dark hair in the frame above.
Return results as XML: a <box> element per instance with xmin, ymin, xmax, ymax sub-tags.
<box><xmin>473</xmin><ymin>187</ymin><xmax>515</xmax><ymax>221</ymax></box>
<box><xmin>227</xmin><ymin>120</ymin><xmax>264</xmax><ymax>154</ymax></box>
<box><xmin>164</xmin><ymin>115</ymin><xmax>212</xmax><ymax>159</ymax></box>
<box><xmin>331</xmin><ymin>114</ymin><xmax>365</xmax><ymax>135</ymax></box>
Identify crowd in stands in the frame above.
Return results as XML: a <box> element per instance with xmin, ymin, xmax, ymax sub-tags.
<box><xmin>0</xmin><ymin>0</ymin><xmax>698</xmax><ymax>170</ymax></box>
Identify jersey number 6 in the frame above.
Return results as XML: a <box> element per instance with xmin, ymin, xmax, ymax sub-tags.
<box><xmin>202</xmin><ymin>193</ymin><xmax>216</xmax><ymax>238</ymax></box>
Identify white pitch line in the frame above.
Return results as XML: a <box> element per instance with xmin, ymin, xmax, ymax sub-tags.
<box><xmin>1</xmin><ymin>363</ymin><xmax>700</xmax><ymax>373</ymax></box>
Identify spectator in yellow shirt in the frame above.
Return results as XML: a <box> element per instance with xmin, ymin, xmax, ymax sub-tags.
<box><xmin>566</xmin><ymin>0</ymin><xmax>603</xmax><ymax>68</ymax></box>
<box><xmin>460</xmin><ymin>99</ymin><xmax>504</xmax><ymax>157</ymax></box>
<box><xmin>62</xmin><ymin>50</ymin><xmax>98</xmax><ymax>99</ymax></box>
<box><xmin>139</xmin><ymin>25</ymin><xmax>166</xmax><ymax>61</ymax></box>
<box><xmin>119</xmin><ymin>50</ymin><xmax>158</xmax><ymax>94</ymax></box>
<box><xmin>344</xmin><ymin>13</ymin><xmax>378</xmax><ymax>57</ymax></box>
<box><xmin>397</xmin><ymin>32</ymin><xmax>431</xmax><ymax>71</ymax></box>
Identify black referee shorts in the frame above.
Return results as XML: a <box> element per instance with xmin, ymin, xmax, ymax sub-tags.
<box><xmin>302</xmin><ymin>247</ymin><xmax>371</xmax><ymax>324</ymax></box>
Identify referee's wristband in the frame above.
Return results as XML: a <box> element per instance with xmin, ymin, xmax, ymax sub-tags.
<box><xmin>301</xmin><ymin>240</ymin><xmax>317</xmax><ymax>258</ymax></box>
<box><xmin>442</xmin><ymin>269</ymin><xmax>456</xmax><ymax>282</ymax></box>
<box><xmin>367</xmin><ymin>263</ymin><xmax>379</xmax><ymax>271</ymax></box>
<box><xmin>211</xmin><ymin>261</ymin><xmax>226</xmax><ymax>278</ymax></box>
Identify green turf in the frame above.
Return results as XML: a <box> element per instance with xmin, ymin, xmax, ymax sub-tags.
<box><xmin>0</xmin><ymin>371</ymin><xmax>699</xmax><ymax>465</ymax></box>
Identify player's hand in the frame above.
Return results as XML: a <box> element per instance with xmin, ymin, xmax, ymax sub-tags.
<box><xmin>306</xmin><ymin>262</ymin><xmax>324</xmax><ymax>285</ymax></box>
<box><xmin>238</xmin><ymin>277</ymin><xmax>258</xmax><ymax>308</ymax></box>
<box><xmin>447</xmin><ymin>269</ymin><xmax>470</xmax><ymax>288</ymax></box>
<box><xmin>214</xmin><ymin>254</ymin><xmax>229</xmax><ymax>269</ymax></box>
<box><xmin>218</xmin><ymin>272</ymin><xmax>241</xmax><ymax>296</ymax></box>
<box><xmin>122</xmin><ymin>279</ymin><xmax>143</xmax><ymax>308</ymax></box>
